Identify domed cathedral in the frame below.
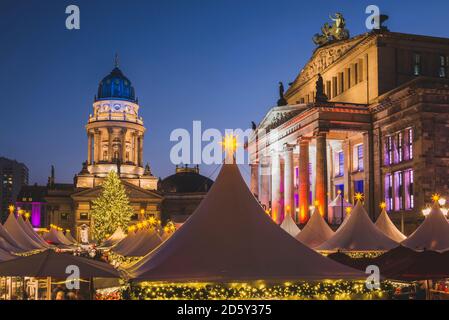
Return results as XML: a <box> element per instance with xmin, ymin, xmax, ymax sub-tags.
<box><xmin>159</xmin><ymin>165</ymin><xmax>214</xmax><ymax>225</ymax></box>
<box><xmin>75</xmin><ymin>59</ymin><xmax>158</xmax><ymax>190</ymax></box>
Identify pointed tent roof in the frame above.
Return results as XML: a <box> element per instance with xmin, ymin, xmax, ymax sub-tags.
<box><xmin>0</xmin><ymin>248</ymin><xmax>15</xmax><ymax>262</ymax></box>
<box><xmin>101</xmin><ymin>227</ymin><xmax>126</xmax><ymax>247</ymax></box>
<box><xmin>401</xmin><ymin>203</ymin><xmax>449</xmax><ymax>252</ymax></box>
<box><xmin>0</xmin><ymin>237</ymin><xmax>21</xmax><ymax>253</ymax></box>
<box><xmin>375</xmin><ymin>208</ymin><xmax>406</xmax><ymax>242</ymax></box>
<box><xmin>4</xmin><ymin>213</ymin><xmax>44</xmax><ymax>251</ymax></box>
<box><xmin>65</xmin><ymin>230</ymin><xmax>77</xmax><ymax>244</ymax></box>
<box><xmin>18</xmin><ymin>216</ymin><xmax>50</xmax><ymax>248</ymax></box>
<box><xmin>0</xmin><ymin>222</ymin><xmax>26</xmax><ymax>252</ymax></box>
<box><xmin>43</xmin><ymin>227</ymin><xmax>72</xmax><ymax>246</ymax></box>
<box><xmin>124</xmin><ymin>164</ymin><xmax>363</xmax><ymax>282</ymax></box>
<box><xmin>280</xmin><ymin>213</ymin><xmax>301</xmax><ymax>237</ymax></box>
<box><xmin>111</xmin><ymin>229</ymin><xmax>138</xmax><ymax>254</ymax></box>
<box><xmin>119</xmin><ymin>228</ymin><xmax>162</xmax><ymax>257</ymax></box>
<box><xmin>296</xmin><ymin>208</ymin><xmax>334</xmax><ymax>248</ymax></box>
<box><xmin>329</xmin><ymin>194</ymin><xmax>352</xmax><ymax>207</ymax></box>
<box><xmin>57</xmin><ymin>229</ymin><xmax>74</xmax><ymax>245</ymax></box>
<box><xmin>317</xmin><ymin>201</ymin><xmax>398</xmax><ymax>251</ymax></box>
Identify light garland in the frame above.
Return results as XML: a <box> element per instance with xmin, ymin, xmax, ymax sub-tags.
<box><xmin>121</xmin><ymin>281</ymin><xmax>393</xmax><ymax>300</ymax></box>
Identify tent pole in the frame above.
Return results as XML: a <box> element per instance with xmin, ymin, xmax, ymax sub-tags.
<box><xmin>89</xmin><ymin>278</ymin><xmax>95</xmax><ymax>300</ymax></box>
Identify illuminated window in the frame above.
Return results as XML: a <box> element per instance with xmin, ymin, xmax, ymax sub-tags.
<box><xmin>439</xmin><ymin>55</ymin><xmax>448</xmax><ymax>78</ymax></box>
<box><xmin>387</xmin><ymin>136</ymin><xmax>393</xmax><ymax>165</ymax></box>
<box><xmin>408</xmin><ymin>128</ymin><xmax>413</xmax><ymax>160</ymax></box>
<box><xmin>336</xmin><ymin>151</ymin><xmax>344</xmax><ymax>177</ymax></box>
<box><xmin>394</xmin><ymin>171</ymin><xmax>404</xmax><ymax>210</ymax></box>
<box><xmin>413</xmin><ymin>53</ymin><xmax>421</xmax><ymax>76</ymax></box>
<box><xmin>397</xmin><ymin>132</ymin><xmax>403</xmax><ymax>162</ymax></box>
<box><xmin>404</xmin><ymin>169</ymin><xmax>414</xmax><ymax>210</ymax></box>
<box><xmin>356</xmin><ymin>145</ymin><xmax>363</xmax><ymax>171</ymax></box>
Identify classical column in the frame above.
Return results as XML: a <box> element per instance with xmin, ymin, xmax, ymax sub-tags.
<box><xmin>298</xmin><ymin>138</ymin><xmax>310</xmax><ymax>223</ymax></box>
<box><xmin>259</xmin><ymin>156</ymin><xmax>270</xmax><ymax>210</ymax></box>
<box><xmin>133</xmin><ymin>132</ymin><xmax>138</xmax><ymax>165</ymax></box>
<box><xmin>121</xmin><ymin>128</ymin><xmax>128</xmax><ymax>162</ymax></box>
<box><xmin>283</xmin><ymin>146</ymin><xmax>294</xmax><ymax>220</ymax></box>
<box><xmin>108</xmin><ymin>128</ymin><xmax>113</xmax><ymax>162</ymax></box>
<box><xmin>271</xmin><ymin>152</ymin><xmax>281</xmax><ymax>224</ymax></box>
<box><xmin>315</xmin><ymin>132</ymin><xmax>328</xmax><ymax>219</ymax></box>
<box><xmin>87</xmin><ymin>132</ymin><xmax>92</xmax><ymax>165</ymax></box>
<box><xmin>250</xmin><ymin>162</ymin><xmax>259</xmax><ymax>198</ymax></box>
<box><xmin>138</xmin><ymin>134</ymin><xmax>144</xmax><ymax>167</ymax></box>
<box><xmin>93</xmin><ymin>130</ymin><xmax>100</xmax><ymax>163</ymax></box>
<box><xmin>363</xmin><ymin>131</ymin><xmax>375</xmax><ymax>220</ymax></box>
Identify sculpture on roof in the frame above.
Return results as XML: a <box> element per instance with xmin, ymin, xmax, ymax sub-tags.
<box><xmin>277</xmin><ymin>82</ymin><xmax>288</xmax><ymax>106</ymax></box>
<box><xmin>313</xmin><ymin>13</ymin><xmax>350</xmax><ymax>47</ymax></box>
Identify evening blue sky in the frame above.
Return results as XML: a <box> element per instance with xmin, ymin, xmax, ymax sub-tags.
<box><xmin>1</xmin><ymin>0</ymin><xmax>448</xmax><ymax>184</ymax></box>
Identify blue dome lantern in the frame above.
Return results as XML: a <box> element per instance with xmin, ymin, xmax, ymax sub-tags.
<box><xmin>96</xmin><ymin>55</ymin><xmax>137</xmax><ymax>102</ymax></box>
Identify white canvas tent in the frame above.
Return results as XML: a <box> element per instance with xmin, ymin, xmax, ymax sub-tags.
<box><xmin>296</xmin><ymin>208</ymin><xmax>334</xmax><ymax>248</ymax></box>
<box><xmin>280</xmin><ymin>213</ymin><xmax>301</xmax><ymax>237</ymax></box>
<box><xmin>317</xmin><ymin>201</ymin><xmax>398</xmax><ymax>251</ymax></box>
<box><xmin>328</xmin><ymin>194</ymin><xmax>352</xmax><ymax>225</ymax></box>
<box><xmin>375</xmin><ymin>208</ymin><xmax>406</xmax><ymax>242</ymax></box>
<box><xmin>18</xmin><ymin>216</ymin><xmax>50</xmax><ymax>248</ymax></box>
<box><xmin>57</xmin><ymin>229</ymin><xmax>74</xmax><ymax>245</ymax></box>
<box><xmin>401</xmin><ymin>202</ymin><xmax>449</xmax><ymax>251</ymax></box>
<box><xmin>43</xmin><ymin>227</ymin><xmax>72</xmax><ymax>246</ymax></box>
<box><xmin>0</xmin><ymin>248</ymin><xmax>15</xmax><ymax>262</ymax></box>
<box><xmin>4</xmin><ymin>213</ymin><xmax>44</xmax><ymax>251</ymax></box>
<box><xmin>65</xmin><ymin>230</ymin><xmax>77</xmax><ymax>244</ymax></box>
<box><xmin>111</xmin><ymin>229</ymin><xmax>138</xmax><ymax>254</ymax></box>
<box><xmin>101</xmin><ymin>227</ymin><xmax>126</xmax><ymax>247</ymax></box>
<box><xmin>124</xmin><ymin>163</ymin><xmax>363</xmax><ymax>282</ymax></box>
<box><xmin>117</xmin><ymin>228</ymin><xmax>162</xmax><ymax>257</ymax></box>
<box><xmin>0</xmin><ymin>223</ymin><xmax>26</xmax><ymax>252</ymax></box>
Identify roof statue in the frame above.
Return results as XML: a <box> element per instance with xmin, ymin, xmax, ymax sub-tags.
<box><xmin>313</xmin><ymin>13</ymin><xmax>350</xmax><ymax>47</ymax></box>
<box><xmin>277</xmin><ymin>82</ymin><xmax>288</xmax><ymax>106</ymax></box>
<box><xmin>315</xmin><ymin>73</ymin><xmax>328</xmax><ymax>102</ymax></box>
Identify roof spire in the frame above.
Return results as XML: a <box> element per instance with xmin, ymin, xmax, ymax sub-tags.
<box><xmin>114</xmin><ymin>52</ymin><xmax>119</xmax><ymax>68</ymax></box>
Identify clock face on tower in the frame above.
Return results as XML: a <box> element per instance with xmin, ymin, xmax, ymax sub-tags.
<box><xmin>114</xmin><ymin>104</ymin><xmax>121</xmax><ymax>111</ymax></box>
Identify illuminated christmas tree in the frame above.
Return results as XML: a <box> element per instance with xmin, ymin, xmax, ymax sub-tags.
<box><xmin>91</xmin><ymin>171</ymin><xmax>134</xmax><ymax>242</ymax></box>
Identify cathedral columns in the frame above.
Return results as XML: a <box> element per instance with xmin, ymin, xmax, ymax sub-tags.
<box><xmin>250</xmin><ymin>162</ymin><xmax>259</xmax><ymax>198</ymax></box>
<box><xmin>283</xmin><ymin>145</ymin><xmax>294</xmax><ymax>219</ymax></box>
<box><xmin>138</xmin><ymin>134</ymin><xmax>144</xmax><ymax>167</ymax></box>
<box><xmin>93</xmin><ymin>129</ymin><xmax>101</xmax><ymax>163</ymax></box>
<box><xmin>315</xmin><ymin>131</ymin><xmax>328</xmax><ymax>219</ymax></box>
<box><xmin>108</xmin><ymin>128</ymin><xmax>113</xmax><ymax>162</ymax></box>
<box><xmin>271</xmin><ymin>151</ymin><xmax>281</xmax><ymax>223</ymax></box>
<box><xmin>87</xmin><ymin>131</ymin><xmax>92</xmax><ymax>165</ymax></box>
<box><xmin>121</xmin><ymin>128</ymin><xmax>128</xmax><ymax>162</ymax></box>
<box><xmin>298</xmin><ymin>138</ymin><xmax>310</xmax><ymax>223</ymax></box>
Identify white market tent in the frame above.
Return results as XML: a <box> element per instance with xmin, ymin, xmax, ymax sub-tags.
<box><xmin>0</xmin><ymin>222</ymin><xmax>26</xmax><ymax>252</ymax></box>
<box><xmin>101</xmin><ymin>227</ymin><xmax>126</xmax><ymax>247</ymax></box>
<box><xmin>375</xmin><ymin>208</ymin><xmax>406</xmax><ymax>242</ymax></box>
<box><xmin>0</xmin><ymin>247</ymin><xmax>15</xmax><ymax>262</ymax></box>
<box><xmin>328</xmin><ymin>194</ymin><xmax>352</xmax><ymax>225</ymax></box>
<box><xmin>65</xmin><ymin>230</ymin><xmax>77</xmax><ymax>244</ymax></box>
<box><xmin>43</xmin><ymin>227</ymin><xmax>72</xmax><ymax>246</ymax></box>
<box><xmin>401</xmin><ymin>202</ymin><xmax>449</xmax><ymax>252</ymax></box>
<box><xmin>296</xmin><ymin>208</ymin><xmax>334</xmax><ymax>248</ymax></box>
<box><xmin>117</xmin><ymin>228</ymin><xmax>162</xmax><ymax>257</ymax></box>
<box><xmin>317</xmin><ymin>201</ymin><xmax>398</xmax><ymax>251</ymax></box>
<box><xmin>4</xmin><ymin>213</ymin><xmax>44</xmax><ymax>251</ymax></box>
<box><xmin>111</xmin><ymin>229</ymin><xmax>138</xmax><ymax>254</ymax></box>
<box><xmin>280</xmin><ymin>213</ymin><xmax>301</xmax><ymax>237</ymax></box>
<box><xmin>18</xmin><ymin>216</ymin><xmax>50</xmax><ymax>248</ymax></box>
<box><xmin>124</xmin><ymin>163</ymin><xmax>363</xmax><ymax>282</ymax></box>
<box><xmin>57</xmin><ymin>229</ymin><xmax>74</xmax><ymax>245</ymax></box>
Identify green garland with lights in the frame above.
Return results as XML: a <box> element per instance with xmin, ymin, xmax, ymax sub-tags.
<box><xmin>121</xmin><ymin>281</ymin><xmax>394</xmax><ymax>300</ymax></box>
